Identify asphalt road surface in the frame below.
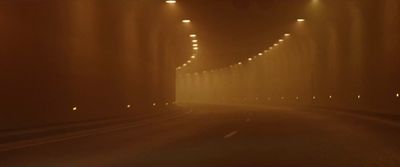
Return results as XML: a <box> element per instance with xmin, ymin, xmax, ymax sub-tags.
<box><xmin>1</xmin><ymin>105</ymin><xmax>400</xmax><ymax>167</ymax></box>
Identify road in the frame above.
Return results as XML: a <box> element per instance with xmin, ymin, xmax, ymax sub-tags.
<box><xmin>1</xmin><ymin>105</ymin><xmax>400</xmax><ymax>167</ymax></box>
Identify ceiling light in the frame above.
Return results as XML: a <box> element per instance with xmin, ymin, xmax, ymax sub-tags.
<box><xmin>166</xmin><ymin>0</ymin><xmax>176</xmax><ymax>4</ymax></box>
<box><xmin>297</xmin><ymin>18</ymin><xmax>305</xmax><ymax>22</ymax></box>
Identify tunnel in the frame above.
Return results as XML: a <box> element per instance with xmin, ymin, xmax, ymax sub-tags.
<box><xmin>1</xmin><ymin>0</ymin><xmax>400</xmax><ymax>166</ymax></box>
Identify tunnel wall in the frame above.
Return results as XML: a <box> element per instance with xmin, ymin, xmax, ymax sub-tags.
<box><xmin>0</xmin><ymin>0</ymin><xmax>183</xmax><ymax>130</ymax></box>
<box><xmin>176</xmin><ymin>0</ymin><xmax>400</xmax><ymax>113</ymax></box>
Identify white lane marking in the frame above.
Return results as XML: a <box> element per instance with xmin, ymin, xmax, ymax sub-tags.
<box><xmin>224</xmin><ymin>131</ymin><xmax>238</xmax><ymax>139</ymax></box>
<box><xmin>245</xmin><ymin>118</ymin><xmax>251</xmax><ymax>123</ymax></box>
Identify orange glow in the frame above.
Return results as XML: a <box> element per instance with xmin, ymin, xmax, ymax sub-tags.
<box><xmin>248</xmin><ymin>58</ymin><xmax>252</xmax><ymax>61</ymax></box>
<box><xmin>72</xmin><ymin>107</ymin><xmax>77</xmax><ymax>111</ymax></box>
<box><xmin>182</xmin><ymin>19</ymin><xmax>191</xmax><ymax>23</ymax></box>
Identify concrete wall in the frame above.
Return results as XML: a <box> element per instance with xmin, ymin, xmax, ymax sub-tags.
<box><xmin>176</xmin><ymin>0</ymin><xmax>400</xmax><ymax>113</ymax></box>
<box><xmin>0</xmin><ymin>0</ymin><xmax>183</xmax><ymax>129</ymax></box>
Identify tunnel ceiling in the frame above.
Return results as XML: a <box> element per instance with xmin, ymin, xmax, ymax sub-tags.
<box><xmin>176</xmin><ymin>0</ymin><xmax>309</xmax><ymax>72</ymax></box>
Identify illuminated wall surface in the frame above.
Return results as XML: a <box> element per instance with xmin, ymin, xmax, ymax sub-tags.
<box><xmin>177</xmin><ymin>0</ymin><xmax>400</xmax><ymax>113</ymax></box>
<box><xmin>0</xmin><ymin>1</ymin><xmax>184</xmax><ymax>129</ymax></box>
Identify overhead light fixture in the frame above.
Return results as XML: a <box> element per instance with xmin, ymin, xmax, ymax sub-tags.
<box><xmin>182</xmin><ymin>19</ymin><xmax>191</xmax><ymax>23</ymax></box>
<box><xmin>248</xmin><ymin>58</ymin><xmax>252</xmax><ymax>61</ymax></box>
<box><xmin>189</xmin><ymin>34</ymin><xmax>197</xmax><ymax>38</ymax></box>
<box><xmin>238</xmin><ymin>62</ymin><xmax>242</xmax><ymax>65</ymax></box>
<box><xmin>192</xmin><ymin>40</ymin><xmax>198</xmax><ymax>43</ymax></box>
<box><xmin>258</xmin><ymin>53</ymin><xmax>263</xmax><ymax>56</ymax></box>
<box><xmin>166</xmin><ymin>0</ymin><xmax>176</xmax><ymax>4</ymax></box>
<box><xmin>193</xmin><ymin>47</ymin><xmax>199</xmax><ymax>50</ymax></box>
<box><xmin>279</xmin><ymin>39</ymin><xmax>284</xmax><ymax>42</ymax></box>
<box><xmin>284</xmin><ymin>33</ymin><xmax>291</xmax><ymax>37</ymax></box>
<box><xmin>191</xmin><ymin>55</ymin><xmax>196</xmax><ymax>59</ymax></box>
<box><xmin>297</xmin><ymin>18</ymin><xmax>305</xmax><ymax>22</ymax></box>
<box><xmin>193</xmin><ymin>44</ymin><xmax>198</xmax><ymax>47</ymax></box>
